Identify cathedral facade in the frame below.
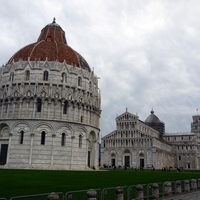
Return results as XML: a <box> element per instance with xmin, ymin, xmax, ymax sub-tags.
<box><xmin>0</xmin><ymin>19</ymin><xmax>101</xmax><ymax>170</ymax></box>
<box><xmin>101</xmin><ymin>109</ymin><xmax>200</xmax><ymax>169</ymax></box>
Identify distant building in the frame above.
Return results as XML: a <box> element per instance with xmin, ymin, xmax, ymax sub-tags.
<box><xmin>0</xmin><ymin>19</ymin><xmax>101</xmax><ymax>170</ymax></box>
<box><xmin>101</xmin><ymin>108</ymin><xmax>200</xmax><ymax>169</ymax></box>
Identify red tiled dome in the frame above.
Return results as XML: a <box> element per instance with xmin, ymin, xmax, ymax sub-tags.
<box><xmin>8</xmin><ymin>18</ymin><xmax>90</xmax><ymax>71</ymax></box>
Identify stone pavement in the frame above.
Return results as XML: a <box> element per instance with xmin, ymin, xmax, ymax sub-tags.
<box><xmin>158</xmin><ymin>190</ymin><xmax>200</xmax><ymax>200</ymax></box>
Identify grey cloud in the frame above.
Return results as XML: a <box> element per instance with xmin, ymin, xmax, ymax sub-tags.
<box><xmin>1</xmin><ymin>0</ymin><xmax>200</xmax><ymax>136</ymax></box>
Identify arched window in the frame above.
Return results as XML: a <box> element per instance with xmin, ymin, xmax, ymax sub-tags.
<box><xmin>10</xmin><ymin>72</ymin><xmax>14</xmax><ymax>82</ymax></box>
<box><xmin>89</xmin><ymin>81</ymin><xmax>92</xmax><ymax>89</ymax></box>
<box><xmin>25</xmin><ymin>70</ymin><xmax>30</xmax><ymax>80</ymax></box>
<box><xmin>20</xmin><ymin>130</ymin><xmax>24</xmax><ymax>144</ymax></box>
<box><xmin>41</xmin><ymin>131</ymin><xmax>46</xmax><ymax>145</ymax></box>
<box><xmin>4</xmin><ymin>100</ymin><xmax>8</xmax><ymax>113</ymax></box>
<box><xmin>79</xmin><ymin>135</ymin><xmax>83</xmax><ymax>148</ymax></box>
<box><xmin>47</xmin><ymin>36</ymin><xmax>52</xmax><ymax>42</ymax></box>
<box><xmin>78</xmin><ymin>77</ymin><xmax>82</xmax><ymax>87</ymax></box>
<box><xmin>63</xmin><ymin>101</ymin><xmax>68</xmax><ymax>114</ymax></box>
<box><xmin>124</xmin><ymin>149</ymin><xmax>130</xmax><ymax>153</ymax></box>
<box><xmin>80</xmin><ymin>116</ymin><xmax>83</xmax><ymax>122</ymax></box>
<box><xmin>61</xmin><ymin>133</ymin><xmax>66</xmax><ymax>146</ymax></box>
<box><xmin>37</xmin><ymin>99</ymin><xmax>42</xmax><ymax>112</ymax></box>
<box><xmin>61</xmin><ymin>73</ymin><xmax>67</xmax><ymax>83</ymax></box>
<box><xmin>43</xmin><ymin>71</ymin><xmax>48</xmax><ymax>81</ymax></box>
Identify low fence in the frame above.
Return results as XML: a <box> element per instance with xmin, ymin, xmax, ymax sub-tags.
<box><xmin>1</xmin><ymin>178</ymin><xmax>200</xmax><ymax>200</ymax></box>
<box><xmin>65</xmin><ymin>189</ymin><xmax>101</xmax><ymax>200</ymax></box>
<box><xmin>9</xmin><ymin>192</ymin><xmax>64</xmax><ymax>200</ymax></box>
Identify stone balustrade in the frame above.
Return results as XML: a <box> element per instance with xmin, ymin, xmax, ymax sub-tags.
<box><xmin>184</xmin><ymin>180</ymin><xmax>190</xmax><ymax>192</ymax></box>
<box><xmin>164</xmin><ymin>181</ymin><xmax>172</xmax><ymax>196</ymax></box>
<box><xmin>152</xmin><ymin>183</ymin><xmax>159</xmax><ymax>198</ymax></box>
<box><xmin>115</xmin><ymin>187</ymin><xmax>123</xmax><ymax>200</ymax></box>
<box><xmin>175</xmin><ymin>180</ymin><xmax>182</xmax><ymax>194</ymax></box>
<box><xmin>47</xmin><ymin>192</ymin><xmax>59</xmax><ymax>200</ymax></box>
<box><xmin>191</xmin><ymin>179</ymin><xmax>197</xmax><ymax>190</ymax></box>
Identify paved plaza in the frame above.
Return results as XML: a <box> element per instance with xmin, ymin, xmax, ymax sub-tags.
<box><xmin>159</xmin><ymin>190</ymin><xmax>200</xmax><ymax>200</ymax></box>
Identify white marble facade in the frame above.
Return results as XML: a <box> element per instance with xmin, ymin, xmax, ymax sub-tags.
<box><xmin>101</xmin><ymin>109</ymin><xmax>200</xmax><ymax>169</ymax></box>
<box><xmin>0</xmin><ymin>20</ymin><xmax>101</xmax><ymax>170</ymax></box>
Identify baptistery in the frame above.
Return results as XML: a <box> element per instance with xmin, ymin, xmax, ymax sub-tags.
<box><xmin>0</xmin><ymin>19</ymin><xmax>101</xmax><ymax>170</ymax></box>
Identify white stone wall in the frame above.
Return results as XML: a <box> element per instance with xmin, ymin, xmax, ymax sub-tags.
<box><xmin>0</xmin><ymin>119</ymin><xmax>99</xmax><ymax>170</ymax></box>
<box><xmin>0</xmin><ymin>61</ymin><xmax>100</xmax><ymax>127</ymax></box>
<box><xmin>0</xmin><ymin>60</ymin><xmax>101</xmax><ymax>170</ymax></box>
<box><xmin>101</xmin><ymin>111</ymin><xmax>163</xmax><ymax>169</ymax></box>
<box><xmin>162</xmin><ymin>133</ymin><xmax>199</xmax><ymax>169</ymax></box>
<box><xmin>101</xmin><ymin>110</ymin><xmax>199</xmax><ymax>169</ymax></box>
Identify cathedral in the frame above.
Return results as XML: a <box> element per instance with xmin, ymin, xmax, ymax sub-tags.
<box><xmin>101</xmin><ymin>109</ymin><xmax>200</xmax><ymax>169</ymax></box>
<box><xmin>0</xmin><ymin>19</ymin><xmax>101</xmax><ymax>170</ymax></box>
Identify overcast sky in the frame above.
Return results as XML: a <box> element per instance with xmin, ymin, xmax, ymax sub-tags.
<box><xmin>1</xmin><ymin>0</ymin><xmax>200</xmax><ymax>136</ymax></box>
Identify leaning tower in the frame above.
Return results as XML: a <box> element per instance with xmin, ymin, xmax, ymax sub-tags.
<box><xmin>0</xmin><ymin>19</ymin><xmax>101</xmax><ymax>170</ymax></box>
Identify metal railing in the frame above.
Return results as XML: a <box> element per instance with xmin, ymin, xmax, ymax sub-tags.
<box><xmin>65</xmin><ymin>189</ymin><xmax>101</xmax><ymax>200</ymax></box>
<box><xmin>146</xmin><ymin>182</ymin><xmax>163</xmax><ymax>199</ymax></box>
<box><xmin>101</xmin><ymin>186</ymin><xmax>128</xmax><ymax>200</ymax></box>
<box><xmin>10</xmin><ymin>192</ymin><xmax>64</xmax><ymax>200</ymax></box>
<box><xmin>127</xmin><ymin>184</ymin><xmax>148</xmax><ymax>200</ymax></box>
<box><xmin>1</xmin><ymin>178</ymin><xmax>200</xmax><ymax>200</ymax></box>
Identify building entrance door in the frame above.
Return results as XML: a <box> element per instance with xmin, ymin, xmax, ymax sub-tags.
<box><xmin>140</xmin><ymin>158</ymin><xmax>144</xmax><ymax>169</ymax></box>
<box><xmin>111</xmin><ymin>158</ymin><xmax>115</xmax><ymax>167</ymax></box>
<box><xmin>87</xmin><ymin>151</ymin><xmax>90</xmax><ymax>167</ymax></box>
<box><xmin>0</xmin><ymin>144</ymin><xmax>8</xmax><ymax>165</ymax></box>
<box><xmin>187</xmin><ymin>163</ymin><xmax>190</xmax><ymax>169</ymax></box>
<box><xmin>124</xmin><ymin>156</ymin><xmax>130</xmax><ymax>168</ymax></box>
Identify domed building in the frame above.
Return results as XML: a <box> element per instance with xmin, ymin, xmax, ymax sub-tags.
<box><xmin>0</xmin><ymin>19</ymin><xmax>101</xmax><ymax>170</ymax></box>
<box><xmin>101</xmin><ymin>109</ymin><xmax>200</xmax><ymax>169</ymax></box>
<box><xmin>145</xmin><ymin>109</ymin><xmax>165</xmax><ymax>136</ymax></box>
<box><xmin>101</xmin><ymin>108</ymin><xmax>173</xmax><ymax>169</ymax></box>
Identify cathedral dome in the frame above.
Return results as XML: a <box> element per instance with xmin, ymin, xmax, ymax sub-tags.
<box><xmin>145</xmin><ymin>109</ymin><xmax>165</xmax><ymax>135</ymax></box>
<box><xmin>145</xmin><ymin>109</ymin><xmax>161</xmax><ymax>123</ymax></box>
<box><xmin>7</xmin><ymin>18</ymin><xmax>90</xmax><ymax>72</ymax></box>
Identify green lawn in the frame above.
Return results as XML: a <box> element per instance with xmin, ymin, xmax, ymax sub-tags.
<box><xmin>0</xmin><ymin>168</ymin><xmax>200</xmax><ymax>199</ymax></box>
